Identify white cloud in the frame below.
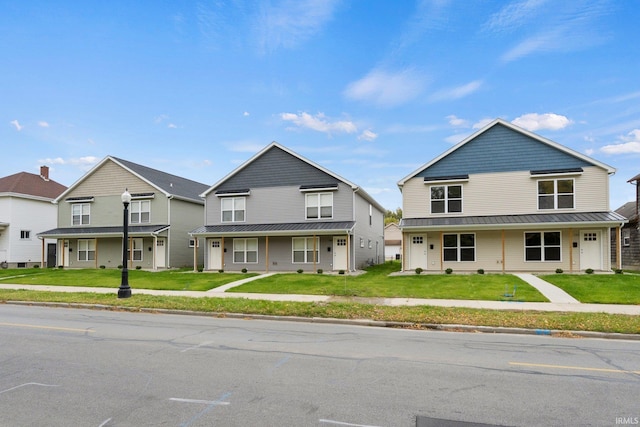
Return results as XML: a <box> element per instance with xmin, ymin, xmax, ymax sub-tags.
<box><xmin>38</xmin><ymin>121</ymin><xmax>50</xmax><ymax>128</ymax></box>
<box><xmin>38</xmin><ymin>157</ymin><xmax>65</xmax><ymax>165</ymax></box>
<box><xmin>358</xmin><ymin>129</ymin><xmax>378</xmax><ymax>142</ymax></box>
<box><xmin>430</xmin><ymin>80</ymin><xmax>483</xmax><ymax>102</ymax></box>
<box><xmin>168</xmin><ymin>123</ymin><xmax>178</xmax><ymax>129</ymax></box>
<box><xmin>511</xmin><ymin>113</ymin><xmax>572</xmax><ymax>131</ymax></box>
<box><xmin>344</xmin><ymin>68</ymin><xmax>426</xmax><ymax>108</ymax></box>
<box><xmin>10</xmin><ymin>120</ymin><xmax>22</xmax><ymax>131</ymax></box>
<box><xmin>280</xmin><ymin>112</ymin><xmax>357</xmax><ymax>135</ymax></box>
<box><xmin>473</xmin><ymin>118</ymin><xmax>495</xmax><ymax>129</ymax></box>
<box><xmin>447</xmin><ymin>115</ymin><xmax>468</xmax><ymax>127</ymax></box>
<box><xmin>600</xmin><ymin>129</ymin><xmax>640</xmax><ymax>154</ymax></box>
<box><xmin>243</xmin><ymin>111</ymin><xmax>250</xmax><ymax>117</ymax></box>
<box><xmin>484</xmin><ymin>0</ymin><xmax>549</xmax><ymax>33</ymax></box>
<box><xmin>445</xmin><ymin>133</ymin><xmax>470</xmax><ymax>144</ymax></box>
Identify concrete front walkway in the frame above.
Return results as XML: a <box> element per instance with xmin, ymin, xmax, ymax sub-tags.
<box><xmin>513</xmin><ymin>273</ymin><xmax>580</xmax><ymax>304</ymax></box>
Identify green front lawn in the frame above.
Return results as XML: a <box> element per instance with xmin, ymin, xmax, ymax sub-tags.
<box><xmin>0</xmin><ymin>268</ymin><xmax>257</xmax><ymax>292</ymax></box>
<box><xmin>540</xmin><ymin>273</ymin><xmax>640</xmax><ymax>304</ymax></box>
<box><xmin>229</xmin><ymin>262</ymin><xmax>548</xmax><ymax>302</ymax></box>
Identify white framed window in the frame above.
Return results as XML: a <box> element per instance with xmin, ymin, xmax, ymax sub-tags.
<box><xmin>306</xmin><ymin>193</ymin><xmax>333</xmax><ymax>219</ymax></box>
<box><xmin>368</xmin><ymin>239</ymin><xmax>372</xmax><ymax>249</ymax></box>
<box><xmin>189</xmin><ymin>239</ymin><xmax>199</xmax><ymax>248</ymax></box>
<box><xmin>77</xmin><ymin>239</ymin><xmax>95</xmax><ymax>261</ymax></box>
<box><xmin>443</xmin><ymin>233</ymin><xmax>475</xmax><ymax>261</ymax></box>
<box><xmin>525</xmin><ymin>231</ymin><xmax>561</xmax><ymax>261</ymax></box>
<box><xmin>222</xmin><ymin>197</ymin><xmax>245</xmax><ymax>222</ymax></box>
<box><xmin>20</xmin><ymin>230</ymin><xmax>31</xmax><ymax>240</ymax></box>
<box><xmin>292</xmin><ymin>237</ymin><xmax>319</xmax><ymax>263</ymax></box>
<box><xmin>233</xmin><ymin>238</ymin><xmax>258</xmax><ymax>263</ymax></box>
<box><xmin>623</xmin><ymin>229</ymin><xmax>630</xmax><ymax>246</ymax></box>
<box><xmin>130</xmin><ymin>200</ymin><xmax>151</xmax><ymax>224</ymax></box>
<box><xmin>360</xmin><ymin>237</ymin><xmax>364</xmax><ymax>248</ymax></box>
<box><xmin>431</xmin><ymin>185</ymin><xmax>462</xmax><ymax>214</ymax></box>
<box><xmin>538</xmin><ymin>179</ymin><xmax>574</xmax><ymax>210</ymax></box>
<box><xmin>129</xmin><ymin>238</ymin><xmax>143</xmax><ymax>261</ymax></box>
<box><xmin>72</xmin><ymin>203</ymin><xmax>90</xmax><ymax>225</ymax></box>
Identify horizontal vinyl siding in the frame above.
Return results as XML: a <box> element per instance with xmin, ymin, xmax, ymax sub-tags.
<box><xmin>353</xmin><ymin>192</ymin><xmax>384</xmax><ymax>268</ymax></box>
<box><xmin>205</xmin><ymin>183</ymin><xmax>354</xmax><ymax>225</ymax></box>
<box><xmin>66</xmin><ymin>161</ymin><xmax>157</xmax><ymax>199</ymax></box>
<box><xmin>402</xmin><ymin>166</ymin><xmax>610</xmax><ymax>218</ymax></box>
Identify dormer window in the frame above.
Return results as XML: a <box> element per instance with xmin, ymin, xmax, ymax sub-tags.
<box><xmin>306</xmin><ymin>192</ymin><xmax>333</xmax><ymax>219</ymax></box>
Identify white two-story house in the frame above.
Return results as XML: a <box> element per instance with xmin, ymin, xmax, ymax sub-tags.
<box><xmin>397</xmin><ymin>119</ymin><xmax>627</xmax><ymax>273</ymax></box>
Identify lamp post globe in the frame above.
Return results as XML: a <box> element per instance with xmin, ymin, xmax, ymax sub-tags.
<box><xmin>118</xmin><ymin>189</ymin><xmax>132</xmax><ymax>298</ymax></box>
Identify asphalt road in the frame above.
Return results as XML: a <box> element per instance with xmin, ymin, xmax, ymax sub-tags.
<box><xmin>0</xmin><ymin>305</ymin><xmax>638</xmax><ymax>427</ymax></box>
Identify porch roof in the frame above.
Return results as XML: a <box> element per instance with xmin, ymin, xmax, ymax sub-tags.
<box><xmin>400</xmin><ymin>211</ymin><xmax>627</xmax><ymax>231</ymax></box>
<box><xmin>37</xmin><ymin>225</ymin><xmax>170</xmax><ymax>239</ymax></box>
<box><xmin>190</xmin><ymin>221</ymin><xmax>356</xmax><ymax>237</ymax></box>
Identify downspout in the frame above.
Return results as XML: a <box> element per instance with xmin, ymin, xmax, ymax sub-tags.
<box><xmin>167</xmin><ymin>195</ymin><xmax>172</xmax><ymax>268</ymax></box>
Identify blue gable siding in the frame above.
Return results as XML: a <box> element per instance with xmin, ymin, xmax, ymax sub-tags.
<box><xmin>415</xmin><ymin>123</ymin><xmax>592</xmax><ymax>178</ymax></box>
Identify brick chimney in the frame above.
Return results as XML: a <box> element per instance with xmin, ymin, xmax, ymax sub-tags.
<box><xmin>40</xmin><ymin>165</ymin><xmax>50</xmax><ymax>181</ymax></box>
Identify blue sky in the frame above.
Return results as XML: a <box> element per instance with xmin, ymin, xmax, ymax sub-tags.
<box><xmin>2</xmin><ymin>0</ymin><xmax>639</xmax><ymax>211</ymax></box>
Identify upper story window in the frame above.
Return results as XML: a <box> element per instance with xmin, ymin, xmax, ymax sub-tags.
<box><xmin>538</xmin><ymin>179</ymin><xmax>574</xmax><ymax>210</ymax></box>
<box><xmin>72</xmin><ymin>203</ymin><xmax>90</xmax><ymax>225</ymax></box>
<box><xmin>221</xmin><ymin>197</ymin><xmax>245</xmax><ymax>222</ymax></box>
<box><xmin>431</xmin><ymin>185</ymin><xmax>462</xmax><ymax>214</ymax></box>
<box><xmin>130</xmin><ymin>200</ymin><xmax>151</xmax><ymax>224</ymax></box>
<box><xmin>20</xmin><ymin>230</ymin><xmax>31</xmax><ymax>240</ymax></box>
<box><xmin>306</xmin><ymin>193</ymin><xmax>333</xmax><ymax>220</ymax></box>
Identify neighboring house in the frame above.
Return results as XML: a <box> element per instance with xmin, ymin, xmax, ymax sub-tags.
<box><xmin>38</xmin><ymin>156</ymin><xmax>209</xmax><ymax>269</ymax></box>
<box><xmin>612</xmin><ymin>173</ymin><xmax>640</xmax><ymax>270</ymax></box>
<box><xmin>397</xmin><ymin>118</ymin><xmax>627</xmax><ymax>273</ymax></box>
<box><xmin>190</xmin><ymin>142</ymin><xmax>385</xmax><ymax>272</ymax></box>
<box><xmin>0</xmin><ymin>166</ymin><xmax>67</xmax><ymax>268</ymax></box>
<box><xmin>384</xmin><ymin>222</ymin><xmax>402</xmax><ymax>261</ymax></box>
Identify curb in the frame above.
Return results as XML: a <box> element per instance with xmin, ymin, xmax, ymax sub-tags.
<box><xmin>6</xmin><ymin>300</ymin><xmax>639</xmax><ymax>341</ymax></box>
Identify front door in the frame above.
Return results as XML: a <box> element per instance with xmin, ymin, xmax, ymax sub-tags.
<box><xmin>61</xmin><ymin>240</ymin><xmax>69</xmax><ymax>267</ymax></box>
<box><xmin>47</xmin><ymin>243</ymin><xmax>57</xmax><ymax>268</ymax></box>
<box><xmin>155</xmin><ymin>238</ymin><xmax>166</xmax><ymax>268</ymax></box>
<box><xmin>580</xmin><ymin>230</ymin><xmax>602</xmax><ymax>270</ymax></box>
<box><xmin>333</xmin><ymin>236</ymin><xmax>348</xmax><ymax>271</ymax></box>
<box><xmin>409</xmin><ymin>234</ymin><xmax>427</xmax><ymax>270</ymax></box>
<box><xmin>209</xmin><ymin>239</ymin><xmax>222</xmax><ymax>270</ymax></box>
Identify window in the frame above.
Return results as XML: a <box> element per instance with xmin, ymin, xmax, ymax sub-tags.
<box><xmin>130</xmin><ymin>200</ymin><xmax>150</xmax><ymax>224</ymax></box>
<box><xmin>368</xmin><ymin>239</ymin><xmax>372</xmax><ymax>249</ymax></box>
<box><xmin>130</xmin><ymin>238</ymin><xmax>143</xmax><ymax>261</ymax></box>
<box><xmin>525</xmin><ymin>231</ymin><xmax>561</xmax><ymax>261</ymax></box>
<box><xmin>412</xmin><ymin>236</ymin><xmax>424</xmax><ymax>245</ymax></box>
<box><xmin>369</xmin><ymin>204</ymin><xmax>372</xmax><ymax>226</ymax></box>
<box><xmin>538</xmin><ymin>179</ymin><xmax>574</xmax><ymax>210</ymax></box>
<box><xmin>623</xmin><ymin>229</ymin><xmax>630</xmax><ymax>246</ymax></box>
<box><xmin>360</xmin><ymin>237</ymin><xmax>364</xmax><ymax>248</ymax></box>
<box><xmin>233</xmin><ymin>238</ymin><xmax>257</xmax><ymax>263</ymax></box>
<box><xmin>431</xmin><ymin>185</ymin><xmax>462</xmax><ymax>214</ymax></box>
<box><xmin>72</xmin><ymin>203</ymin><xmax>90</xmax><ymax>225</ymax></box>
<box><xmin>292</xmin><ymin>237</ymin><xmax>319</xmax><ymax>263</ymax></box>
<box><xmin>443</xmin><ymin>233</ymin><xmax>475</xmax><ymax>261</ymax></box>
<box><xmin>306</xmin><ymin>193</ymin><xmax>333</xmax><ymax>219</ymax></box>
<box><xmin>222</xmin><ymin>197</ymin><xmax>245</xmax><ymax>222</ymax></box>
<box><xmin>20</xmin><ymin>230</ymin><xmax>31</xmax><ymax>240</ymax></box>
<box><xmin>78</xmin><ymin>239</ymin><xmax>95</xmax><ymax>261</ymax></box>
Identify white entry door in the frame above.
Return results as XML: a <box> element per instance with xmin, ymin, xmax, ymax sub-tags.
<box><xmin>155</xmin><ymin>238</ymin><xmax>166</xmax><ymax>268</ymax></box>
<box><xmin>409</xmin><ymin>234</ymin><xmax>427</xmax><ymax>270</ymax></box>
<box><xmin>333</xmin><ymin>236</ymin><xmax>348</xmax><ymax>271</ymax></box>
<box><xmin>209</xmin><ymin>239</ymin><xmax>222</xmax><ymax>270</ymax></box>
<box><xmin>62</xmin><ymin>240</ymin><xmax>69</xmax><ymax>267</ymax></box>
<box><xmin>580</xmin><ymin>230</ymin><xmax>602</xmax><ymax>270</ymax></box>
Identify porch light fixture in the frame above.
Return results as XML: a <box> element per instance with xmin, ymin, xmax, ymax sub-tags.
<box><xmin>118</xmin><ymin>189</ymin><xmax>132</xmax><ymax>298</ymax></box>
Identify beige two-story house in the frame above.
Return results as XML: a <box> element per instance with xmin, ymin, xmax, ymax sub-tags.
<box><xmin>39</xmin><ymin>156</ymin><xmax>208</xmax><ymax>269</ymax></box>
<box><xmin>397</xmin><ymin>119</ymin><xmax>627</xmax><ymax>273</ymax></box>
<box><xmin>190</xmin><ymin>142</ymin><xmax>385</xmax><ymax>272</ymax></box>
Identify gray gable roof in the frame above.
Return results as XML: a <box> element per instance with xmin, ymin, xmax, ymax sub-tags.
<box><xmin>399</xmin><ymin>119</ymin><xmax>615</xmax><ymax>186</ymax></box>
<box><xmin>56</xmin><ymin>156</ymin><xmax>209</xmax><ymax>204</ymax></box>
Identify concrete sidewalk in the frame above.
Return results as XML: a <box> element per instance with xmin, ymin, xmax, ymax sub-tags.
<box><xmin>0</xmin><ymin>272</ymin><xmax>638</xmax><ymax>315</ymax></box>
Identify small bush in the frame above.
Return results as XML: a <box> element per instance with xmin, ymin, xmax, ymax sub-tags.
<box><xmin>338</xmin><ymin>270</ymin><xmax>345</xmax><ymax>275</ymax></box>
<box><xmin>242</xmin><ymin>268</ymin><xmax>248</xmax><ymax>273</ymax></box>
<box><xmin>218</xmin><ymin>269</ymin><xmax>224</xmax><ymax>273</ymax></box>
<box><xmin>135</xmin><ymin>265</ymin><xmax>142</xmax><ymax>270</ymax></box>
<box><xmin>445</xmin><ymin>268</ymin><xmax>453</xmax><ymax>274</ymax></box>
<box><xmin>33</xmin><ymin>265</ymin><xmax>40</xmax><ymax>269</ymax></box>
<box><xmin>99</xmin><ymin>265</ymin><xmax>106</xmax><ymax>269</ymax></box>
<box><xmin>58</xmin><ymin>265</ymin><xmax>64</xmax><ymax>269</ymax></box>
<box><xmin>197</xmin><ymin>267</ymin><xmax>203</xmax><ymax>272</ymax></box>
<box><xmin>555</xmin><ymin>268</ymin><xmax>563</xmax><ymax>274</ymax></box>
<box><xmin>118</xmin><ymin>265</ymin><xmax>123</xmax><ymax>269</ymax></box>
<box><xmin>297</xmin><ymin>269</ymin><xmax>304</xmax><ymax>274</ymax></box>
<box><xmin>585</xmin><ymin>268</ymin><xmax>594</xmax><ymax>274</ymax></box>
<box><xmin>615</xmin><ymin>269</ymin><xmax>623</xmax><ymax>274</ymax></box>
<box><xmin>317</xmin><ymin>269</ymin><xmax>323</xmax><ymax>274</ymax></box>
<box><xmin>477</xmin><ymin>268</ymin><xmax>484</xmax><ymax>275</ymax></box>
<box><xmin>415</xmin><ymin>267</ymin><xmax>423</xmax><ymax>275</ymax></box>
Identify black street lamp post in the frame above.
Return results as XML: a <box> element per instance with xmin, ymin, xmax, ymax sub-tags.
<box><xmin>118</xmin><ymin>189</ymin><xmax>132</xmax><ymax>298</ymax></box>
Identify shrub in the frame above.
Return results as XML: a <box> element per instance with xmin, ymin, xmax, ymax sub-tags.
<box><xmin>445</xmin><ymin>268</ymin><xmax>453</xmax><ymax>274</ymax></box>
<box><xmin>135</xmin><ymin>265</ymin><xmax>142</xmax><ymax>270</ymax></box>
<box><xmin>415</xmin><ymin>267</ymin><xmax>423</xmax><ymax>275</ymax></box>
<box><xmin>317</xmin><ymin>269</ymin><xmax>323</xmax><ymax>274</ymax></box>
<box><xmin>555</xmin><ymin>268</ymin><xmax>563</xmax><ymax>274</ymax></box>
<box><xmin>58</xmin><ymin>265</ymin><xmax>64</xmax><ymax>269</ymax></box>
<box><xmin>218</xmin><ymin>269</ymin><xmax>224</xmax><ymax>273</ymax></box>
<box><xmin>297</xmin><ymin>269</ymin><xmax>304</xmax><ymax>274</ymax></box>
<box><xmin>197</xmin><ymin>267</ymin><xmax>203</xmax><ymax>272</ymax></box>
<box><xmin>118</xmin><ymin>265</ymin><xmax>123</xmax><ymax>269</ymax></box>
<box><xmin>338</xmin><ymin>270</ymin><xmax>345</xmax><ymax>275</ymax></box>
<box><xmin>585</xmin><ymin>268</ymin><xmax>594</xmax><ymax>274</ymax></box>
<box><xmin>615</xmin><ymin>269</ymin><xmax>623</xmax><ymax>274</ymax></box>
<box><xmin>99</xmin><ymin>265</ymin><xmax>106</xmax><ymax>269</ymax></box>
<box><xmin>242</xmin><ymin>268</ymin><xmax>248</xmax><ymax>273</ymax></box>
<box><xmin>33</xmin><ymin>265</ymin><xmax>40</xmax><ymax>269</ymax></box>
<box><xmin>477</xmin><ymin>268</ymin><xmax>484</xmax><ymax>274</ymax></box>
